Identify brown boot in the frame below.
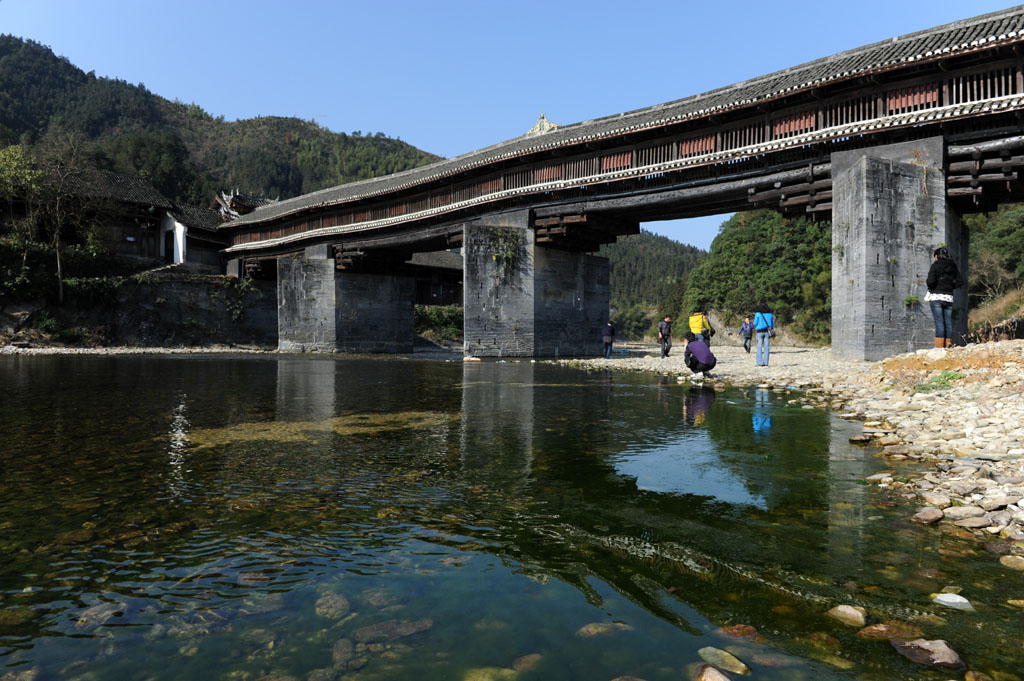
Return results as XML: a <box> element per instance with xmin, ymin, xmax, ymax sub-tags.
<box><xmin>944</xmin><ymin>337</ymin><xmax>953</xmax><ymax>348</ymax></box>
<box><xmin>934</xmin><ymin>337</ymin><xmax>944</xmax><ymax>348</ymax></box>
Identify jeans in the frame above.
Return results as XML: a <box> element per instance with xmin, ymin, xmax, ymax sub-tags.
<box><xmin>743</xmin><ymin>336</ymin><xmax>751</xmax><ymax>353</ymax></box>
<box><xmin>930</xmin><ymin>300</ymin><xmax>953</xmax><ymax>340</ymax></box>
<box><xmin>756</xmin><ymin>331</ymin><xmax>771</xmax><ymax>366</ymax></box>
<box><xmin>660</xmin><ymin>336</ymin><xmax>672</xmax><ymax>358</ymax></box>
<box><xmin>685</xmin><ymin>354</ymin><xmax>716</xmax><ymax>375</ymax></box>
<box><xmin>604</xmin><ymin>342</ymin><xmax>613</xmax><ymax>359</ymax></box>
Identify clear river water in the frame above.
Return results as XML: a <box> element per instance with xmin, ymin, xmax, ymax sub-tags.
<box><xmin>1</xmin><ymin>355</ymin><xmax>1022</xmax><ymax>681</ymax></box>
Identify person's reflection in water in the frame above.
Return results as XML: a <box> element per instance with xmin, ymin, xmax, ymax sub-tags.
<box><xmin>682</xmin><ymin>385</ymin><xmax>716</xmax><ymax>427</ymax></box>
<box><xmin>752</xmin><ymin>387</ymin><xmax>772</xmax><ymax>436</ymax></box>
<box><xmin>657</xmin><ymin>374</ymin><xmax>672</xmax><ymax>415</ymax></box>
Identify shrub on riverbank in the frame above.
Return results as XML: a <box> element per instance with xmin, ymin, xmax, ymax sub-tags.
<box><xmin>415</xmin><ymin>304</ymin><xmax>463</xmax><ymax>342</ymax></box>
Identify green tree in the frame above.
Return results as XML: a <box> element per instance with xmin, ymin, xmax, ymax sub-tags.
<box><xmin>678</xmin><ymin>211</ymin><xmax>832</xmax><ymax>343</ymax></box>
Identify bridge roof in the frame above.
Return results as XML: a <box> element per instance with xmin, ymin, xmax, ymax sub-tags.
<box><xmin>229</xmin><ymin>5</ymin><xmax>1024</xmax><ymax>228</ymax></box>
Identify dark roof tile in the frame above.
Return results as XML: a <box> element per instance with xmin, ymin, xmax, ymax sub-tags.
<box><xmin>229</xmin><ymin>6</ymin><xmax>1024</xmax><ymax>228</ymax></box>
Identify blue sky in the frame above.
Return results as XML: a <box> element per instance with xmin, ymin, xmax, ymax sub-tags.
<box><xmin>0</xmin><ymin>0</ymin><xmax>1015</xmax><ymax>249</ymax></box>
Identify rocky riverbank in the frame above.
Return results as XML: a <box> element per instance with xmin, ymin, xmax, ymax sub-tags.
<box><xmin>560</xmin><ymin>340</ymin><xmax>1024</xmax><ymax>564</ymax></box>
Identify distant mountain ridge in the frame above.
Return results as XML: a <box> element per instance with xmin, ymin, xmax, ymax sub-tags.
<box><xmin>0</xmin><ymin>35</ymin><xmax>440</xmax><ymax>204</ymax></box>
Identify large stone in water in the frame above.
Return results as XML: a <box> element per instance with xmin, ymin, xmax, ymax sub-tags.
<box><xmin>999</xmin><ymin>554</ymin><xmax>1024</xmax><ymax>570</ymax></box>
<box><xmin>315</xmin><ymin>592</ymin><xmax>351</xmax><ymax>619</ymax></box>
<box><xmin>920</xmin><ymin>492</ymin><xmax>951</xmax><ymax>507</ymax></box>
<box><xmin>352</xmin><ymin>618</ymin><xmax>433</xmax><ymax>642</ymax></box>
<box><xmin>943</xmin><ymin>506</ymin><xmax>985</xmax><ymax>520</ymax></box>
<box><xmin>890</xmin><ymin>638</ymin><xmax>966</xmax><ymax>669</ymax></box>
<box><xmin>954</xmin><ymin>516</ymin><xmax>992</xmax><ymax>528</ymax></box>
<box><xmin>826</xmin><ymin>605</ymin><xmax>866</xmax><ymax>627</ymax></box>
<box><xmin>911</xmin><ymin>508</ymin><xmax>943</xmax><ymax>524</ymax></box>
<box><xmin>930</xmin><ymin>593</ymin><xmax>974</xmax><ymax>611</ymax></box>
<box><xmin>694</xmin><ymin>664</ymin><xmax>733</xmax><ymax>681</ymax></box>
<box><xmin>697</xmin><ymin>647</ymin><xmax>750</xmax><ymax>675</ymax></box>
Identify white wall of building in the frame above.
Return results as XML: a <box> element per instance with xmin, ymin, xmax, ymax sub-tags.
<box><xmin>159</xmin><ymin>213</ymin><xmax>188</xmax><ymax>264</ymax></box>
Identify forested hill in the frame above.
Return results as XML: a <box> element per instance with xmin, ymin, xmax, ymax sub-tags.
<box><xmin>599</xmin><ymin>230</ymin><xmax>706</xmax><ymax>308</ymax></box>
<box><xmin>0</xmin><ymin>35</ymin><xmax>440</xmax><ymax>204</ymax></box>
<box><xmin>597</xmin><ymin>231</ymin><xmax>706</xmax><ymax>337</ymax></box>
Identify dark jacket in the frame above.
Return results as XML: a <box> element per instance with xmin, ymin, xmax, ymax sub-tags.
<box><xmin>927</xmin><ymin>258</ymin><xmax>964</xmax><ymax>294</ymax></box>
<box><xmin>658</xmin><ymin>320</ymin><xmax>672</xmax><ymax>338</ymax></box>
<box><xmin>684</xmin><ymin>339</ymin><xmax>716</xmax><ymax>366</ymax></box>
<box><xmin>602</xmin><ymin>323</ymin><xmax>615</xmax><ymax>339</ymax></box>
<box><xmin>738</xmin><ymin>321</ymin><xmax>754</xmax><ymax>338</ymax></box>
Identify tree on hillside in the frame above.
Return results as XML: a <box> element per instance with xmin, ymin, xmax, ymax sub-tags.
<box><xmin>965</xmin><ymin>206</ymin><xmax>1024</xmax><ymax>303</ymax></box>
<box><xmin>1</xmin><ymin>131</ymin><xmax>110</xmax><ymax>304</ymax></box>
<box><xmin>675</xmin><ymin>211</ymin><xmax>832</xmax><ymax>343</ymax></box>
<box><xmin>1</xmin><ymin>35</ymin><xmax>440</xmax><ymax>205</ymax></box>
<box><xmin>96</xmin><ymin>130</ymin><xmax>211</xmax><ymax>204</ymax></box>
<box><xmin>598</xmin><ymin>230</ymin><xmax>707</xmax><ymax>338</ymax></box>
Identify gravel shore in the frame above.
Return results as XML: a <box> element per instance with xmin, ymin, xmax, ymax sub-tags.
<box><xmin>561</xmin><ymin>340</ymin><xmax>1024</xmax><ymax>563</ymax></box>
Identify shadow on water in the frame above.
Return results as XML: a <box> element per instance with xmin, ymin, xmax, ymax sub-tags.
<box><xmin>0</xmin><ymin>355</ymin><xmax>1022</xmax><ymax>680</ymax></box>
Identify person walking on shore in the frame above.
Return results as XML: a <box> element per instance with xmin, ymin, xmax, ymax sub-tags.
<box><xmin>657</xmin><ymin>315</ymin><xmax>673</xmax><ymax>358</ymax></box>
<box><xmin>926</xmin><ymin>246</ymin><xmax>964</xmax><ymax>348</ymax></box>
<box><xmin>602</xmin><ymin>320</ymin><xmax>616</xmax><ymax>359</ymax></box>
<box><xmin>738</xmin><ymin>316</ymin><xmax>754</xmax><ymax>354</ymax></box>
<box><xmin>753</xmin><ymin>305</ymin><xmax>775</xmax><ymax>367</ymax></box>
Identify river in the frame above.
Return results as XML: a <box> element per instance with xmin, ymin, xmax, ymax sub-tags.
<box><xmin>0</xmin><ymin>355</ymin><xmax>1021</xmax><ymax>680</ymax></box>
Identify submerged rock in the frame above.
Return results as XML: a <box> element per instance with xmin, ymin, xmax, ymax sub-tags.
<box><xmin>511</xmin><ymin>654</ymin><xmax>542</xmax><ymax>672</ymax></box>
<box><xmin>890</xmin><ymin>638</ymin><xmax>966</xmax><ymax>669</ymax></box>
<box><xmin>965</xmin><ymin>671</ymin><xmax>994</xmax><ymax>681</ymax></box>
<box><xmin>575</xmin><ymin>622</ymin><xmax>634</xmax><ymax>637</ymax></box>
<box><xmin>53</xmin><ymin>528</ymin><xmax>96</xmax><ymax>545</ymax></box>
<box><xmin>332</xmin><ymin>638</ymin><xmax>355</xmax><ymax>666</ymax></box>
<box><xmin>0</xmin><ymin>607</ymin><xmax>37</xmax><ymax>629</ymax></box>
<box><xmin>857</xmin><ymin>621</ymin><xmax>924</xmax><ymax>639</ymax></box>
<box><xmin>826</xmin><ymin>605</ymin><xmax>867</xmax><ymax>627</ymax></box>
<box><xmin>463</xmin><ymin>667</ymin><xmax>517</xmax><ymax>681</ymax></box>
<box><xmin>75</xmin><ymin>601</ymin><xmax>126</xmax><ymax>630</ymax></box>
<box><xmin>697</xmin><ymin>647</ymin><xmax>750</xmax><ymax>675</ymax></box>
<box><xmin>352</xmin><ymin>618</ymin><xmax>433</xmax><ymax>642</ymax></box>
<box><xmin>694</xmin><ymin>664</ymin><xmax>732</xmax><ymax>681</ymax></box>
<box><xmin>315</xmin><ymin>592</ymin><xmax>351</xmax><ymax>619</ymax></box>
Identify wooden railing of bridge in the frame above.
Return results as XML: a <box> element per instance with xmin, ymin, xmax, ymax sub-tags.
<box><xmin>225</xmin><ymin>50</ymin><xmax>1024</xmax><ymax>256</ymax></box>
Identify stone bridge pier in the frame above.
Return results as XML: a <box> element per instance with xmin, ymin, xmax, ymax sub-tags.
<box><xmin>276</xmin><ymin>245</ymin><xmax>415</xmax><ymax>353</ymax></box>
<box><xmin>463</xmin><ymin>210</ymin><xmax>609</xmax><ymax>357</ymax></box>
<box><xmin>831</xmin><ymin>137</ymin><xmax>969</xmax><ymax>361</ymax></box>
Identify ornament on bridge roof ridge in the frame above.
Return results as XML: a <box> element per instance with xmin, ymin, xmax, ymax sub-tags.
<box><xmin>525</xmin><ymin>113</ymin><xmax>559</xmax><ymax>136</ymax></box>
